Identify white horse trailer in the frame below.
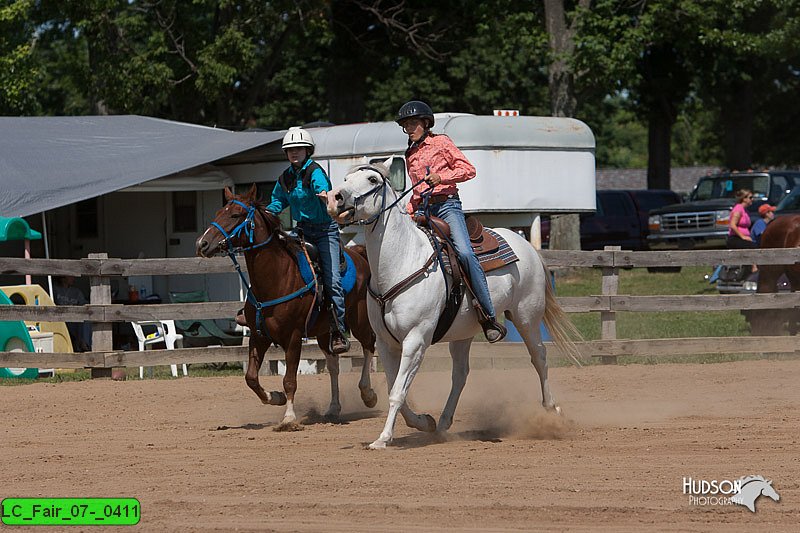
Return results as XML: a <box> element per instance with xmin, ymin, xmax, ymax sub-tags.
<box><xmin>221</xmin><ymin>113</ymin><xmax>596</xmax><ymax>245</ymax></box>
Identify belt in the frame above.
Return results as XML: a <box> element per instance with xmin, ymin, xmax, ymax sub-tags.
<box><xmin>428</xmin><ymin>193</ymin><xmax>459</xmax><ymax>205</ymax></box>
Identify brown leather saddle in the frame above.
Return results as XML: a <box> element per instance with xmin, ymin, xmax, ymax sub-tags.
<box><xmin>413</xmin><ymin>214</ymin><xmax>500</xmax><ymax>258</ymax></box>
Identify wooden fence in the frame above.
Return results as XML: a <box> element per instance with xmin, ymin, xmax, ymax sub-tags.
<box><xmin>1</xmin><ymin>247</ymin><xmax>799</xmax><ymax>372</ymax></box>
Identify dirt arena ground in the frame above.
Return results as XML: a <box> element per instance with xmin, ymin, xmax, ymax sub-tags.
<box><xmin>2</xmin><ymin>357</ymin><xmax>799</xmax><ymax>532</ymax></box>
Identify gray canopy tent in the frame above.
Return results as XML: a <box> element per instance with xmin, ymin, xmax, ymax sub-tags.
<box><xmin>0</xmin><ymin>115</ymin><xmax>284</xmax><ymax>218</ymax></box>
<box><xmin>0</xmin><ymin>114</ymin><xmax>285</xmax><ymax>306</ymax></box>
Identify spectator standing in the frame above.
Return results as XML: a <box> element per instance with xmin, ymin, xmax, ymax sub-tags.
<box><xmin>53</xmin><ymin>275</ymin><xmax>92</xmax><ymax>352</ymax></box>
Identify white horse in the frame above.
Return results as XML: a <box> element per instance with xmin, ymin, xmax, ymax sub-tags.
<box><xmin>327</xmin><ymin>162</ymin><xmax>581</xmax><ymax>449</ymax></box>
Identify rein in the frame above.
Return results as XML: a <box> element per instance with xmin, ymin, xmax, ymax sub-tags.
<box><xmin>342</xmin><ymin>166</ymin><xmax>443</xmax><ymax>343</ymax></box>
<box><xmin>214</xmin><ymin>199</ymin><xmax>317</xmax><ymax>336</ymax></box>
<box><xmin>340</xmin><ymin>167</ymin><xmax>432</xmax><ymax>231</ymax></box>
<box><xmin>366</xmin><ymin>250</ymin><xmax>437</xmax><ymax>345</ymax></box>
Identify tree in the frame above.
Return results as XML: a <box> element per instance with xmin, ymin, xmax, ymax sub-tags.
<box><xmin>543</xmin><ymin>0</ymin><xmax>590</xmax><ymax>250</ymax></box>
<box><xmin>0</xmin><ymin>0</ymin><xmax>39</xmax><ymax>114</ymax></box>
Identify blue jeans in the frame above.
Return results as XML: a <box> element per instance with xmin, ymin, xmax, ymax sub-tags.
<box><xmin>420</xmin><ymin>198</ymin><xmax>496</xmax><ymax>319</ymax></box>
<box><xmin>298</xmin><ymin>221</ymin><xmax>346</xmax><ymax>330</ymax></box>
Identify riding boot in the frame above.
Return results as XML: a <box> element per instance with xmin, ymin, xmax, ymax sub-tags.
<box><xmin>329</xmin><ymin>306</ymin><xmax>350</xmax><ymax>355</ymax></box>
<box><xmin>472</xmin><ymin>299</ymin><xmax>507</xmax><ymax>343</ymax></box>
<box><xmin>481</xmin><ymin>317</ymin><xmax>507</xmax><ymax>343</ymax></box>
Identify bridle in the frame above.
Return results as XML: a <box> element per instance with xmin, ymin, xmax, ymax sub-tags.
<box><xmin>338</xmin><ymin>164</ymin><xmax>431</xmax><ymax>230</ymax></box>
<box><xmin>211</xmin><ymin>199</ymin><xmax>275</xmax><ymax>253</ymax></box>
<box><xmin>210</xmin><ymin>198</ymin><xmax>316</xmax><ymax>337</ymax></box>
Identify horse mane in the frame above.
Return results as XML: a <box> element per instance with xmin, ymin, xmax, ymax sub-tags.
<box><xmin>346</xmin><ymin>162</ymin><xmax>390</xmax><ymax>180</ymax></box>
<box><xmin>739</xmin><ymin>475</ymin><xmax>769</xmax><ymax>485</ymax></box>
<box><xmin>255</xmin><ymin>207</ymin><xmax>303</xmax><ymax>256</ymax></box>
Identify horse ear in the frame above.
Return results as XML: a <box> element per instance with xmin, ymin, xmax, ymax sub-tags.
<box><xmin>224</xmin><ymin>187</ymin><xmax>234</xmax><ymax>202</ymax></box>
<box><xmin>246</xmin><ymin>183</ymin><xmax>257</xmax><ymax>201</ymax></box>
<box><xmin>381</xmin><ymin>156</ymin><xmax>394</xmax><ymax>169</ymax></box>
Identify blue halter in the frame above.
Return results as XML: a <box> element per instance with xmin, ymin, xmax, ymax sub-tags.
<box><xmin>211</xmin><ymin>200</ymin><xmax>274</xmax><ymax>254</ymax></box>
<box><xmin>213</xmin><ymin>199</ymin><xmax>316</xmax><ymax>337</ymax></box>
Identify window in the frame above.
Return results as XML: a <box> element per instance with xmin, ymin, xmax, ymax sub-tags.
<box><xmin>172</xmin><ymin>191</ymin><xmax>197</xmax><ymax>232</ymax></box>
<box><xmin>75</xmin><ymin>198</ymin><xmax>98</xmax><ymax>238</ymax></box>
<box><xmin>599</xmin><ymin>192</ymin><xmax>634</xmax><ymax>217</ymax></box>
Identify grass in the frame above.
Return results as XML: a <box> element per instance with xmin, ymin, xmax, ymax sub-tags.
<box><xmin>554</xmin><ymin>266</ymin><xmax>751</xmax><ymax>341</ymax></box>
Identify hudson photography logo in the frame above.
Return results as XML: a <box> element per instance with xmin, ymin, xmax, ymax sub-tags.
<box><xmin>683</xmin><ymin>475</ymin><xmax>780</xmax><ymax>512</ymax></box>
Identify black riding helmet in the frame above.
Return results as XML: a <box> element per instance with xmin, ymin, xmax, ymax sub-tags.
<box><xmin>396</xmin><ymin>100</ymin><xmax>434</xmax><ymax>128</ymax></box>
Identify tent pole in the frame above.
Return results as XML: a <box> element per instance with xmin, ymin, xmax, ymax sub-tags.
<box><xmin>24</xmin><ymin>239</ymin><xmax>32</xmax><ymax>284</ymax></box>
<box><xmin>41</xmin><ymin>212</ymin><xmax>53</xmax><ymax>297</ymax></box>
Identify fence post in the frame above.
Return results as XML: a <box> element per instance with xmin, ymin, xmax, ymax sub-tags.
<box><xmin>87</xmin><ymin>253</ymin><xmax>122</xmax><ymax>379</ymax></box>
<box><xmin>600</xmin><ymin>246</ymin><xmax>620</xmax><ymax>364</ymax></box>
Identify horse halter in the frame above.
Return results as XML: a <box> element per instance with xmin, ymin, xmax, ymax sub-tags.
<box><xmin>211</xmin><ymin>199</ymin><xmax>274</xmax><ymax>253</ymax></box>
<box><xmin>341</xmin><ymin>164</ymin><xmax>429</xmax><ymax>230</ymax></box>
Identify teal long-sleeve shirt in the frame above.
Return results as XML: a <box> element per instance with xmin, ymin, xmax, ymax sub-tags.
<box><xmin>266</xmin><ymin>159</ymin><xmax>333</xmax><ymax>224</ymax></box>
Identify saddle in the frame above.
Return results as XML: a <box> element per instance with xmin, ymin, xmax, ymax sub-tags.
<box><xmin>412</xmin><ymin>214</ymin><xmax>500</xmax><ymax>257</ymax></box>
<box><xmin>285</xmin><ymin>228</ymin><xmax>347</xmax><ymax>273</ymax></box>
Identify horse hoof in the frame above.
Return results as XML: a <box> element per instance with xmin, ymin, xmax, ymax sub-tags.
<box><xmin>323</xmin><ymin>412</ymin><xmax>341</xmax><ymax>423</ymax></box>
<box><xmin>274</xmin><ymin>421</ymin><xmax>303</xmax><ymax>432</ymax></box>
<box><xmin>367</xmin><ymin>440</ymin><xmax>387</xmax><ymax>450</ymax></box>
<box><xmin>269</xmin><ymin>392</ymin><xmax>287</xmax><ymax>406</ymax></box>
<box><xmin>361</xmin><ymin>389</ymin><xmax>378</xmax><ymax>409</ymax></box>
<box><xmin>422</xmin><ymin>414</ymin><xmax>436</xmax><ymax>433</ymax></box>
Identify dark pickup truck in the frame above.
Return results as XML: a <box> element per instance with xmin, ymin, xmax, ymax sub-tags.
<box><xmin>542</xmin><ymin>189</ymin><xmax>682</xmax><ymax>250</ymax></box>
<box><xmin>647</xmin><ymin>170</ymin><xmax>800</xmax><ymax>249</ymax></box>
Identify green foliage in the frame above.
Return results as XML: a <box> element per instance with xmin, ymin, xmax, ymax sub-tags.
<box><xmin>2</xmin><ymin>0</ymin><xmax>798</xmax><ymax>169</ymax></box>
<box><xmin>0</xmin><ymin>0</ymin><xmax>40</xmax><ymax>114</ymax></box>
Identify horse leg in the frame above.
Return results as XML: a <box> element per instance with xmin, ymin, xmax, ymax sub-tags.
<box><xmin>436</xmin><ymin>338</ymin><xmax>472</xmax><ymax>433</ymax></box>
<box><xmin>358</xmin><ymin>345</ymin><xmax>378</xmax><ymax>409</ymax></box>
<box><xmin>369</xmin><ymin>334</ymin><xmax>436</xmax><ymax>450</ymax></box>
<box><xmin>320</xmin><ymin>336</ymin><xmax>342</xmax><ymax>421</ymax></box>
<box><xmin>244</xmin><ymin>334</ymin><xmax>285</xmax><ymax>406</ymax></box>
<box><xmin>510</xmin><ymin>310</ymin><xmax>560</xmax><ymax>414</ymax></box>
<box><xmin>277</xmin><ymin>335</ymin><xmax>304</xmax><ymax>429</ymax></box>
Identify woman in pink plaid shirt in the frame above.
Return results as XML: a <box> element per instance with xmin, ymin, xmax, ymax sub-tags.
<box><xmin>397</xmin><ymin>100</ymin><xmax>506</xmax><ymax>343</ymax></box>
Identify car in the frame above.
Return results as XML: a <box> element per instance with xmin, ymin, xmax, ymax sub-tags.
<box><xmin>539</xmin><ymin>189</ymin><xmax>682</xmax><ymax>250</ymax></box>
<box><xmin>647</xmin><ymin>170</ymin><xmax>800</xmax><ymax>249</ymax></box>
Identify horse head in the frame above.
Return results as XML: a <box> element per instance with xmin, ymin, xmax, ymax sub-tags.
<box><xmin>326</xmin><ymin>161</ymin><xmax>392</xmax><ymax>226</ymax></box>
<box><xmin>196</xmin><ymin>184</ymin><xmax>281</xmax><ymax>257</ymax></box>
<box><xmin>733</xmin><ymin>475</ymin><xmax>780</xmax><ymax>512</ymax></box>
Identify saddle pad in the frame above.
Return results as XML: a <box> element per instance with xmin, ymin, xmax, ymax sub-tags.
<box><xmin>299</xmin><ymin>250</ymin><xmax>357</xmax><ymax>296</ymax></box>
<box><xmin>431</xmin><ymin>228</ymin><xmax>519</xmax><ymax>275</ymax></box>
<box><xmin>476</xmin><ymin>229</ymin><xmax>520</xmax><ymax>272</ymax></box>
<box><xmin>341</xmin><ymin>251</ymin><xmax>357</xmax><ymax>295</ymax></box>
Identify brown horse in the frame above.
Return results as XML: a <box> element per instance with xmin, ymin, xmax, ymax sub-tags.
<box><xmin>753</xmin><ymin>214</ymin><xmax>800</xmax><ymax>334</ymax></box>
<box><xmin>195</xmin><ymin>184</ymin><xmax>378</xmax><ymax>429</ymax></box>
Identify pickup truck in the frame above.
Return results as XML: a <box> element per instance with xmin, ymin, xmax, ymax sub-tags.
<box><xmin>541</xmin><ymin>189</ymin><xmax>682</xmax><ymax>250</ymax></box>
<box><xmin>647</xmin><ymin>170</ymin><xmax>800</xmax><ymax>249</ymax></box>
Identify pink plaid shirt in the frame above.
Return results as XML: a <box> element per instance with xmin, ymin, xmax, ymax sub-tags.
<box><xmin>405</xmin><ymin>134</ymin><xmax>476</xmax><ymax>214</ymax></box>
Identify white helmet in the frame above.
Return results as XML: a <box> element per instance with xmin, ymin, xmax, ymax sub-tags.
<box><xmin>282</xmin><ymin>126</ymin><xmax>315</xmax><ymax>155</ymax></box>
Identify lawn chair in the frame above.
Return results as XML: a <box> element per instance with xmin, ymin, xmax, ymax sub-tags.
<box><xmin>131</xmin><ymin>320</ymin><xmax>188</xmax><ymax>379</ymax></box>
<box><xmin>168</xmin><ymin>290</ymin><xmax>244</xmax><ymax>348</ymax></box>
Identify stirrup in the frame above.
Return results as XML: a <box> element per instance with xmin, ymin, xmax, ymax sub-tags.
<box><xmin>330</xmin><ymin>331</ymin><xmax>350</xmax><ymax>355</ymax></box>
<box><xmin>482</xmin><ymin>319</ymin><xmax>507</xmax><ymax>343</ymax></box>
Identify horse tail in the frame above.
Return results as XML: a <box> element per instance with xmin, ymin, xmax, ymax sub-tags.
<box><xmin>542</xmin><ymin>267</ymin><xmax>584</xmax><ymax>368</ymax></box>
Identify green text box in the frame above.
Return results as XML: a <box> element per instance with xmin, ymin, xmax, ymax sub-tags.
<box><xmin>1</xmin><ymin>498</ymin><xmax>140</xmax><ymax>526</ymax></box>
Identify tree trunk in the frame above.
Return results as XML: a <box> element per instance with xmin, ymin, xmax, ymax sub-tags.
<box><xmin>646</xmin><ymin>112</ymin><xmax>672</xmax><ymax>190</ymax></box>
<box><xmin>543</xmin><ymin>0</ymin><xmax>589</xmax><ymax>250</ymax></box>
<box><xmin>721</xmin><ymin>79</ymin><xmax>754</xmax><ymax>170</ymax></box>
